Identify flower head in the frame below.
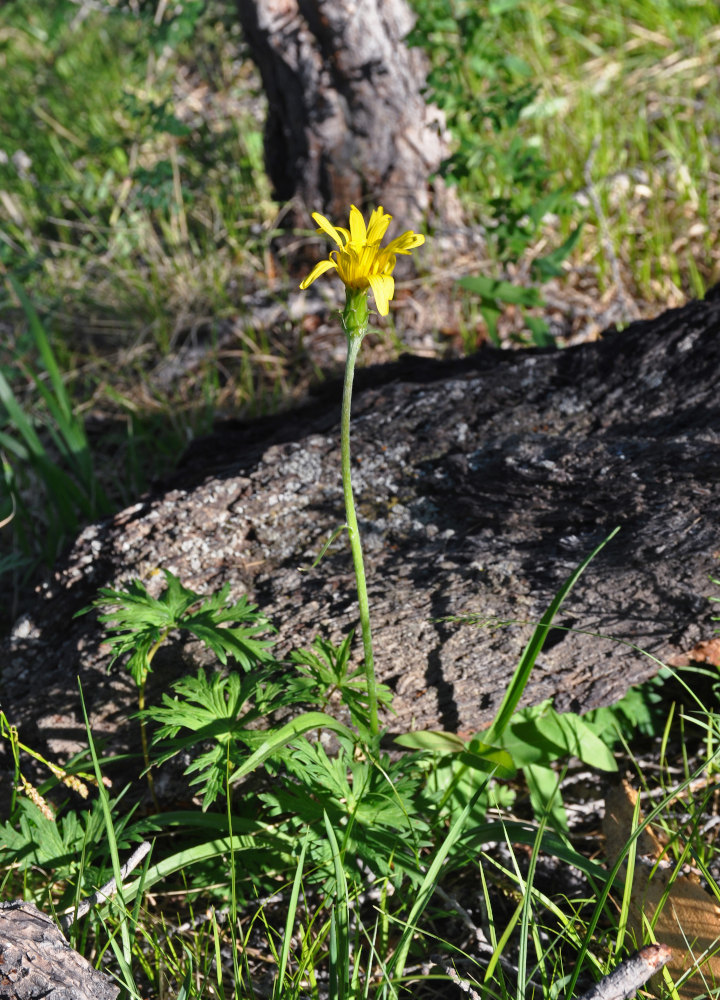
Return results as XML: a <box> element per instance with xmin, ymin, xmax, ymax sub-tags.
<box><xmin>300</xmin><ymin>205</ymin><xmax>425</xmax><ymax>316</ymax></box>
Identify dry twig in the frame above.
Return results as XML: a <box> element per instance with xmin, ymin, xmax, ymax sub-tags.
<box><xmin>576</xmin><ymin>943</ymin><xmax>673</xmax><ymax>1000</ymax></box>
<box><xmin>59</xmin><ymin>841</ymin><xmax>152</xmax><ymax>933</ymax></box>
<box><xmin>583</xmin><ymin>139</ymin><xmax>640</xmax><ymax>324</ymax></box>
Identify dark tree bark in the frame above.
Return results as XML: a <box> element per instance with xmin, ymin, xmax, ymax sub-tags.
<box><xmin>4</xmin><ymin>289</ymin><xmax>720</xmax><ymax>760</ymax></box>
<box><xmin>237</xmin><ymin>0</ymin><xmax>455</xmax><ymax>230</ymax></box>
<box><xmin>0</xmin><ymin>901</ymin><xmax>118</xmax><ymax>1000</ymax></box>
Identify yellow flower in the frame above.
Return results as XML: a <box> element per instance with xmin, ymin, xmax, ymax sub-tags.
<box><xmin>300</xmin><ymin>205</ymin><xmax>425</xmax><ymax>316</ymax></box>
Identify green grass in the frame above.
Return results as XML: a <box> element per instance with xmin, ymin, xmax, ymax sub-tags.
<box><xmin>0</xmin><ymin>2</ymin><xmax>282</xmax><ymax>594</ymax></box>
<box><xmin>1</xmin><ymin>0</ymin><xmax>275</xmax><ymax>356</ymax></box>
<box><xmin>409</xmin><ymin>0</ymin><xmax>719</xmax><ymax>313</ymax></box>
<box><xmin>1</xmin><ymin>0</ymin><xmax>717</xmax><ymax>536</ymax></box>
<box><xmin>514</xmin><ymin>0</ymin><xmax>720</xmax><ymax>302</ymax></box>
<box><xmin>4</xmin><ymin>661</ymin><xmax>720</xmax><ymax>999</ymax></box>
<box><xmin>3</xmin><ymin>543</ymin><xmax>720</xmax><ymax>999</ymax></box>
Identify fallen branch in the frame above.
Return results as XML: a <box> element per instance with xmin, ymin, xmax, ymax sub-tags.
<box><xmin>576</xmin><ymin>943</ymin><xmax>673</xmax><ymax>1000</ymax></box>
<box><xmin>59</xmin><ymin>840</ymin><xmax>152</xmax><ymax>933</ymax></box>
<box><xmin>0</xmin><ymin>844</ymin><xmax>152</xmax><ymax>999</ymax></box>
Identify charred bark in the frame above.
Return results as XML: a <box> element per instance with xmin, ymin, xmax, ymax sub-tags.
<box><xmin>0</xmin><ymin>901</ymin><xmax>118</xmax><ymax>1000</ymax></box>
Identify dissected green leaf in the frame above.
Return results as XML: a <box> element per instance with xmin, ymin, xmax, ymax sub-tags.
<box><xmin>228</xmin><ymin>713</ymin><xmax>356</xmax><ymax>786</ymax></box>
<box><xmin>77</xmin><ymin>570</ymin><xmax>275</xmax><ymax>687</ymax></box>
<box><xmin>259</xmin><ymin>741</ymin><xmax>431</xmax><ymax>888</ymax></box>
<box><xmin>144</xmin><ymin>668</ymin><xmax>308</xmax><ymax>809</ymax></box>
<box><xmin>290</xmin><ymin>633</ymin><xmax>392</xmax><ymax>731</ymax></box>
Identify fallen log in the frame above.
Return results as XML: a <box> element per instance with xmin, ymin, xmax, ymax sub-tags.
<box><xmin>3</xmin><ymin>289</ymin><xmax>720</xmax><ymax>758</ymax></box>
<box><xmin>0</xmin><ymin>901</ymin><xmax>118</xmax><ymax>1000</ymax></box>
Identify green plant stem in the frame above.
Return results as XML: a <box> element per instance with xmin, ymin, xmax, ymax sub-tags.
<box><xmin>340</xmin><ymin>291</ymin><xmax>378</xmax><ymax>737</ymax></box>
<box><xmin>2</xmin><ymin>716</ymin><xmax>21</xmax><ymax>815</ymax></box>
<box><xmin>141</xmin><ymin>632</ymin><xmax>167</xmax><ymax>812</ymax></box>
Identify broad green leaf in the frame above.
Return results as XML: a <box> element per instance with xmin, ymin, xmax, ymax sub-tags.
<box><xmin>458</xmin><ymin>274</ymin><xmax>544</xmax><ymax>306</ymax></box>
<box><xmin>395</xmin><ymin>730</ymin><xmax>515</xmax><ymax>777</ymax></box>
<box><xmin>499</xmin><ymin>700</ymin><xmax>617</xmax><ymax>772</ymax></box>
<box><xmin>394</xmin><ymin>730</ymin><xmax>466</xmax><ymax>752</ymax></box>
<box><xmin>524</xmin><ymin>762</ymin><xmax>569</xmax><ymax>832</ymax></box>
<box><xmin>525</xmin><ymin>314</ymin><xmax>553</xmax><ymax>347</ymax></box>
<box><xmin>459</xmin><ymin>743</ymin><xmax>516</xmax><ymax>779</ymax></box>
<box><xmin>480</xmin><ymin>303</ymin><xmax>502</xmax><ymax>345</ymax></box>
<box><xmin>531</xmin><ymin>222</ymin><xmax>585</xmax><ymax>281</ymax></box>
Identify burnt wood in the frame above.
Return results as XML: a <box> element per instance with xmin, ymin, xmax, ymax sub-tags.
<box><xmin>0</xmin><ymin>901</ymin><xmax>118</xmax><ymax>1000</ymax></box>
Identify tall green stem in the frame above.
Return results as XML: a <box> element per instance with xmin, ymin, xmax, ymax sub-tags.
<box><xmin>140</xmin><ymin>631</ymin><xmax>166</xmax><ymax>812</ymax></box>
<box><xmin>341</xmin><ymin>290</ymin><xmax>378</xmax><ymax>737</ymax></box>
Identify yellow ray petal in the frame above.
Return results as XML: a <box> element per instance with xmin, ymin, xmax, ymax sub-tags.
<box><xmin>368</xmin><ymin>273</ymin><xmax>394</xmax><ymax>316</ymax></box>
<box><xmin>312</xmin><ymin>212</ymin><xmax>345</xmax><ymax>248</ymax></box>
<box><xmin>299</xmin><ymin>257</ymin><xmax>337</xmax><ymax>288</ymax></box>
<box><xmin>300</xmin><ymin>205</ymin><xmax>425</xmax><ymax>309</ymax></box>
<box><xmin>366</xmin><ymin>206</ymin><xmax>392</xmax><ymax>244</ymax></box>
<box><xmin>386</xmin><ymin>231</ymin><xmax>425</xmax><ymax>255</ymax></box>
<box><xmin>348</xmin><ymin>205</ymin><xmax>367</xmax><ymax>245</ymax></box>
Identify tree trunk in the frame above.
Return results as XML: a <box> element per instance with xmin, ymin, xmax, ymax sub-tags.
<box><xmin>237</xmin><ymin>0</ymin><xmax>455</xmax><ymax>230</ymax></box>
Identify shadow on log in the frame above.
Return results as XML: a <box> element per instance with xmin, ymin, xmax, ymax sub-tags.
<box><xmin>3</xmin><ymin>289</ymin><xmax>720</xmax><ymax>758</ymax></box>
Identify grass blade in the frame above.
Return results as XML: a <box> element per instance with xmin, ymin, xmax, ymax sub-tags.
<box><xmin>79</xmin><ymin>683</ymin><xmax>135</xmax><ymax>998</ymax></box>
<box><xmin>324</xmin><ymin>812</ymin><xmax>350</xmax><ymax>1000</ymax></box>
<box><xmin>388</xmin><ymin>778</ymin><xmax>490</xmax><ymax>986</ymax></box>
<box><xmin>485</xmin><ymin>526</ymin><xmax>620</xmax><ymax>744</ymax></box>
<box><xmin>273</xmin><ymin>831</ymin><xmax>310</xmax><ymax>1000</ymax></box>
<box><xmin>228</xmin><ymin>712</ymin><xmax>355</xmax><ymax>786</ymax></box>
<box><xmin>8</xmin><ymin>276</ymin><xmax>73</xmax><ymax>426</ymax></box>
<box><xmin>0</xmin><ymin>368</ymin><xmax>46</xmax><ymax>459</ymax></box>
